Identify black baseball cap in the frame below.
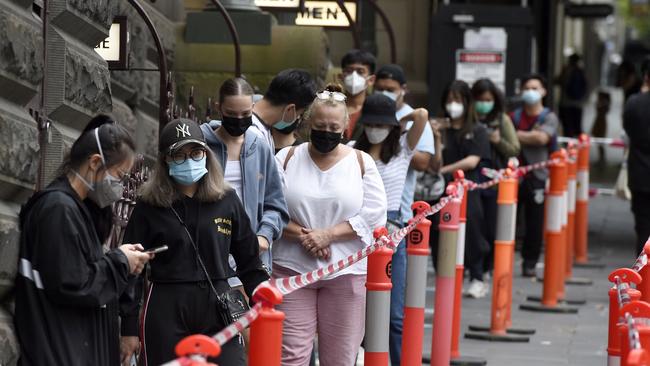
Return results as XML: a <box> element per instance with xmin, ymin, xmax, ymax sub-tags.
<box><xmin>358</xmin><ymin>93</ymin><xmax>399</xmax><ymax>126</ymax></box>
<box><xmin>376</xmin><ymin>64</ymin><xmax>407</xmax><ymax>85</ymax></box>
<box><xmin>159</xmin><ymin>118</ymin><xmax>206</xmax><ymax>154</ymax></box>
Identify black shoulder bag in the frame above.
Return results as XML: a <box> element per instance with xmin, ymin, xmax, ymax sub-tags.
<box><xmin>170</xmin><ymin>206</ymin><xmax>249</xmax><ymax>325</ymax></box>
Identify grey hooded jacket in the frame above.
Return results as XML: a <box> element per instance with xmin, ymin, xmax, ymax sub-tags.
<box><xmin>201</xmin><ymin>121</ymin><xmax>289</xmax><ymax>268</ymax></box>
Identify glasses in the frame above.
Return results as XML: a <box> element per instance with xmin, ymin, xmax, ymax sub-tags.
<box><xmin>169</xmin><ymin>148</ymin><xmax>207</xmax><ymax>165</ymax></box>
<box><xmin>316</xmin><ymin>91</ymin><xmax>347</xmax><ymax>102</ymax></box>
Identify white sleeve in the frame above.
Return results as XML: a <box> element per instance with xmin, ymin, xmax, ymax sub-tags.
<box><xmin>348</xmin><ymin>152</ymin><xmax>388</xmax><ymax>245</ymax></box>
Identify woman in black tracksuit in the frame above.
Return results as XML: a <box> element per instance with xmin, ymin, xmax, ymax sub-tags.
<box><xmin>119</xmin><ymin>119</ymin><xmax>269</xmax><ymax>366</ymax></box>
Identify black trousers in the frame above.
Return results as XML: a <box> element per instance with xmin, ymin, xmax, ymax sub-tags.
<box><xmin>518</xmin><ymin>176</ymin><xmax>546</xmax><ymax>268</ymax></box>
<box><xmin>559</xmin><ymin>106</ymin><xmax>583</xmax><ymax>137</ymax></box>
<box><xmin>141</xmin><ymin>281</ymin><xmax>245</xmax><ymax>366</ymax></box>
<box><xmin>631</xmin><ymin>190</ymin><xmax>650</xmax><ymax>256</ymax></box>
<box><xmin>481</xmin><ymin>189</ymin><xmax>498</xmax><ymax>273</ymax></box>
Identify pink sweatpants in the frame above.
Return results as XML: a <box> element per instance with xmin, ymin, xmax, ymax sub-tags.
<box><xmin>273</xmin><ymin>266</ymin><xmax>367</xmax><ymax>366</ymax></box>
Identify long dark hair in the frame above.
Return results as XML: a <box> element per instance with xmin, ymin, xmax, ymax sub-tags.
<box><xmin>471</xmin><ymin>78</ymin><xmax>504</xmax><ymax>124</ymax></box>
<box><xmin>354</xmin><ymin>126</ymin><xmax>401</xmax><ymax>164</ymax></box>
<box><xmin>60</xmin><ymin>114</ymin><xmax>135</xmax><ymax>176</ymax></box>
<box><xmin>62</xmin><ymin>115</ymin><xmax>135</xmax><ymax>243</ymax></box>
<box><xmin>440</xmin><ymin>80</ymin><xmax>475</xmax><ymax>141</ymax></box>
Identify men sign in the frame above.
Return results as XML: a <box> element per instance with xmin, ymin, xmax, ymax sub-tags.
<box><xmin>295</xmin><ymin>1</ymin><xmax>356</xmax><ymax>27</ymax></box>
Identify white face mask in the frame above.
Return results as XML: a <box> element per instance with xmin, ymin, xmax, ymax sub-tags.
<box><xmin>344</xmin><ymin>71</ymin><xmax>368</xmax><ymax>96</ymax></box>
<box><xmin>365</xmin><ymin>126</ymin><xmax>391</xmax><ymax>144</ymax></box>
<box><xmin>376</xmin><ymin>90</ymin><xmax>400</xmax><ymax>102</ymax></box>
<box><xmin>446</xmin><ymin>102</ymin><xmax>465</xmax><ymax>120</ymax></box>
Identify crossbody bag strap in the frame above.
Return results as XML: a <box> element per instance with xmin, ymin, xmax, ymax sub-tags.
<box><xmin>170</xmin><ymin>206</ymin><xmax>221</xmax><ymax>298</ymax></box>
<box><xmin>283</xmin><ymin>146</ymin><xmax>297</xmax><ymax>171</ymax></box>
<box><xmin>355</xmin><ymin>149</ymin><xmax>365</xmax><ymax>177</ymax></box>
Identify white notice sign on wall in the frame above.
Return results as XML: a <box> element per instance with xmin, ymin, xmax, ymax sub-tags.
<box><xmin>455</xmin><ymin>50</ymin><xmax>506</xmax><ymax>91</ymax></box>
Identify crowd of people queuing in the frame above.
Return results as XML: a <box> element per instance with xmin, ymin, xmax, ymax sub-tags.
<box><xmin>14</xmin><ymin>48</ymin><xmax>561</xmax><ymax>366</ymax></box>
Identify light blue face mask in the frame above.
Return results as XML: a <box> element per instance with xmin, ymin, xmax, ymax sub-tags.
<box><xmin>274</xmin><ymin>106</ymin><xmax>299</xmax><ymax>130</ymax></box>
<box><xmin>169</xmin><ymin>156</ymin><xmax>208</xmax><ymax>186</ymax></box>
<box><xmin>522</xmin><ymin>89</ymin><xmax>542</xmax><ymax>105</ymax></box>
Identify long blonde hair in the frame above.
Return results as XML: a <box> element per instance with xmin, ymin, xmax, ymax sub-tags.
<box><xmin>140</xmin><ymin>148</ymin><xmax>228</xmax><ymax>207</ymax></box>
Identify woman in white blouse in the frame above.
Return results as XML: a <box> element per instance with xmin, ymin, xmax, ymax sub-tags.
<box><xmin>274</xmin><ymin>84</ymin><xmax>387</xmax><ymax>366</ymax></box>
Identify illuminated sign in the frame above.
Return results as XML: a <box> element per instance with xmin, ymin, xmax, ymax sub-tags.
<box><xmin>255</xmin><ymin>0</ymin><xmax>300</xmax><ymax>7</ymax></box>
<box><xmin>295</xmin><ymin>1</ymin><xmax>356</xmax><ymax>27</ymax></box>
<box><xmin>94</xmin><ymin>17</ymin><xmax>128</xmax><ymax>70</ymax></box>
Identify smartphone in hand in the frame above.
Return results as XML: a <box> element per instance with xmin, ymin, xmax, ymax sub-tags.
<box><xmin>145</xmin><ymin>245</ymin><xmax>168</xmax><ymax>254</ymax></box>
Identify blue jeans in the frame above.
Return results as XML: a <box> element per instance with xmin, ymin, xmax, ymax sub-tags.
<box><xmin>387</xmin><ymin>211</ymin><xmax>406</xmax><ymax>366</ymax></box>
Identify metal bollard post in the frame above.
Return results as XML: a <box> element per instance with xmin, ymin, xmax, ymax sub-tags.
<box><xmin>401</xmin><ymin>202</ymin><xmax>431</xmax><ymax>366</ymax></box>
<box><xmin>607</xmin><ymin>269</ymin><xmax>643</xmax><ymax>366</ymax></box>
<box><xmin>430</xmin><ymin>184</ymin><xmax>461</xmax><ymax>366</ymax></box>
<box><xmin>249</xmin><ymin>285</ymin><xmax>284</xmax><ymax>366</ymax></box>
<box><xmin>466</xmin><ymin>166</ymin><xmax>533</xmax><ymax>342</ymax></box>
<box><xmin>619</xmin><ymin>301</ymin><xmax>650</xmax><ymax>366</ymax></box>
<box><xmin>521</xmin><ymin>150</ymin><xmax>578</xmax><ymax>314</ymax></box>
<box><xmin>365</xmin><ymin>227</ymin><xmax>393</xmax><ymax>366</ymax></box>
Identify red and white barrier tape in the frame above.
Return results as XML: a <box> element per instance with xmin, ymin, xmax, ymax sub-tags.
<box><xmin>633</xmin><ymin>252</ymin><xmax>648</xmax><ymax>273</ymax></box>
<box><xmin>558</xmin><ymin>136</ymin><xmax>626</xmax><ymax>149</ymax></box>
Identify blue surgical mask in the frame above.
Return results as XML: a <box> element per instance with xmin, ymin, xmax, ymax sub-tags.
<box><xmin>274</xmin><ymin>106</ymin><xmax>299</xmax><ymax>130</ymax></box>
<box><xmin>169</xmin><ymin>156</ymin><xmax>208</xmax><ymax>185</ymax></box>
<box><xmin>522</xmin><ymin>90</ymin><xmax>542</xmax><ymax>105</ymax></box>
<box><xmin>375</xmin><ymin>90</ymin><xmax>399</xmax><ymax>102</ymax></box>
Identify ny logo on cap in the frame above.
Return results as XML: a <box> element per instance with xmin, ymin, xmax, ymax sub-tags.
<box><xmin>176</xmin><ymin>123</ymin><xmax>191</xmax><ymax>138</ymax></box>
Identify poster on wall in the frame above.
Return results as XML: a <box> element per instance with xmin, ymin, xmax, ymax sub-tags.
<box><xmin>455</xmin><ymin>50</ymin><xmax>506</xmax><ymax>91</ymax></box>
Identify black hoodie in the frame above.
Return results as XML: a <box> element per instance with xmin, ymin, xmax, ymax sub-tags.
<box><xmin>14</xmin><ymin>177</ymin><xmax>131</xmax><ymax>366</ymax></box>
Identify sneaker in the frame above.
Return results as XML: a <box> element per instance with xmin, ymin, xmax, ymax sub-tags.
<box><xmin>465</xmin><ymin>279</ymin><xmax>488</xmax><ymax>299</ymax></box>
<box><xmin>522</xmin><ymin>264</ymin><xmax>536</xmax><ymax>278</ymax></box>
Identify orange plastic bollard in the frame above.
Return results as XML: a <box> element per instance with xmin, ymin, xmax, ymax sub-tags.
<box><xmin>466</xmin><ymin>166</ymin><xmax>533</xmax><ymax>342</ymax></box>
<box><xmin>639</xmin><ymin>241</ymin><xmax>650</xmax><ymax>303</ymax></box>
<box><xmin>430</xmin><ymin>185</ymin><xmax>461</xmax><ymax>366</ymax></box>
<box><xmin>619</xmin><ymin>301</ymin><xmax>650</xmax><ymax>366</ymax></box>
<box><xmin>249</xmin><ymin>284</ymin><xmax>284</xmax><ymax>366</ymax></box>
<box><xmin>566</xmin><ymin>147</ymin><xmax>578</xmax><ymax>280</ymax></box>
<box><xmin>170</xmin><ymin>334</ymin><xmax>220</xmax><ymax>366</ymax></box>
<box><xmin>520</xmin><ymin>150</ymin><xmax>578</xmax><ymax>314</ymax></box>
<box><xmin>574</xmin><ymin>134</ymin><xmax>590</xmax><ymax>264</ymax></box>
<box><xmin>450</xmin><ymin>171</ymin><xmax>468</xmax><ymax>360</ymax></box>
<box><xmin>557</xmin><ymin>149</ymin><xmax>569</xmax><ymax>301</ymax></box>
<box><xmin>365</xmin><ymin>227</ymin><xmax>393</xmax><ymax>366</ymax></box>
<box><xmin>401</xmin><ymin>202</ymin><xmax>431</xmax><ymax>366</ymax></box>
<box><xmin>608</xmin><ymin>269</ymin><xmax>643</xmax><ymax>366</ymax></box>
<box><xmin>628</xmin><ymin>349</ymin><xmax>650</xmax><ymax>366</ymax></box>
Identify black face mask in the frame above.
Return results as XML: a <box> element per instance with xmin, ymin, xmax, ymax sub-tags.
<box><xmin>310</xmin><ymin>129</ymin><xmax>341</xmax><ymax>154</ymax></box>
<box><xmin>221</xmin><ymin>115</ymin><xmax>253</xmax><ymax>136</ymax></box>
<box><xmin>274</xmin><ymin>120</ymin><xmax>300</xmax><ymax>135</ymax></box>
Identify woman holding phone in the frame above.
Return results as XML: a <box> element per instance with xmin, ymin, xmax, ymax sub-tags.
<box><xmin>120</xmin><ymin>119</ymin><xmax>269</xmax><ymax>366</ymax></box>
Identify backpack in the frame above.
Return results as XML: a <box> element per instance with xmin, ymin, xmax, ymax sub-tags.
<box><xmin>512</xmin><ymin>107</ymin><xmax>558</xmax><ymax>152</ymax></box>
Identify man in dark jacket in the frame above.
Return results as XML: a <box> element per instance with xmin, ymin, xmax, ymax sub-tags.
<box><xmin>623</xmin><ymin>57</ymin><xmax>650</xmax><ymax>255</ymax></box>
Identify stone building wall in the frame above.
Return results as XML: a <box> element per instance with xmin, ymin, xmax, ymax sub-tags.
<box><xmin>0</xmin><ymin>0</ymin><xmax>176</xmax><ymax>363</ymax></box>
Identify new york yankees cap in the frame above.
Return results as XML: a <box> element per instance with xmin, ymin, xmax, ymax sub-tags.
<box><xmin>158</xmin><ymin>118</ymin><xmax>207</xmax><ymax>154</ymax></box>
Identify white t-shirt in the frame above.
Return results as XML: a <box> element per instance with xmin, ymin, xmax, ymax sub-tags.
<box><xmin>224</xmin><ymin>160</ymin><xmax>243</xmax><ymax>200</ymax></box>
<box><xmin>251</xmin><ymin>113</ymin><xmax>275</xmax><ymax>151</ymax></box>
<box><xmin>375</xmin><ymin>134</ymin><xmax>415</xmax><ymax>212</ymax></box>
<box><xmin>274</xmin><ymin>144</ymin><xmax>387</xmax><ymax>278</ymax></box>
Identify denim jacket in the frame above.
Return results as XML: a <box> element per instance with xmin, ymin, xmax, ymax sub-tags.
<box><xmin>201</xmin><ymin>121</ymin><xmax>289</xmax><ymax>267</ymax></box>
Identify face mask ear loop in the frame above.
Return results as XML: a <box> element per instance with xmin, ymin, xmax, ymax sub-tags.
<box><xmin>94</xmin><ymin>127</ymin><xmax>107</xmax><ymax>166</ymax></box>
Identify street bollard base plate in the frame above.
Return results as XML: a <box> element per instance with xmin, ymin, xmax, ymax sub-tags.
<box><xmin>468</xmin><ymin>324</ymin><xmax>536</xmax><ymax>335</ymax></box>
<box><xmin>519</xmin><ymin>302</ymin><xmax>579</xmax><ymax>314</ymax></box>
<box><xmin>464</xmin><ymin>331</ymin><xmax>530</xmax><ymax>342</ymax></box>
<box><xmin>450</xmin><ymin>355</ymin><xmax>488</xmax><ymax>366</ymax></box>
<box><xmin>565</xmin><ymin>277</ymin><xmax>594</xmax><ymax>286</ymax></box>
<box><xmin>573</xmin><ymin>261</ymin><xmax>606</xmax><ymax>269</ymax></box>
<box><xmin>526</xmin><ymin>295</ymin><xmax>587</xmax><ymax>305</ymax></box>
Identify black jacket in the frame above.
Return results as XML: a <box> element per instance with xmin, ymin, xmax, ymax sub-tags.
<box><xmin>623</xmin><ymin>92</ymin><xmax>650</xmax><ymax>192</ymax></box>
<box><xmin>119</xmin><ymin>189</ymin><xmax>269</xmax><ymax>336</ymax></box>
<box><xmin>14</xmin><ymin>177</ymin><xmax>131</xmax><ymax>366</ymax></box>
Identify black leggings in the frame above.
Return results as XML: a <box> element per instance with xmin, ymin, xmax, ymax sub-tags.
<box><xmin>141</xmin><ymin>281</ymin><xmax>245</xmax><ymax>366</ymax></box>
<box><xmin>518</xmin><ymin>176</ymin><xmax>546</xmax><ymax>267</ymax></box>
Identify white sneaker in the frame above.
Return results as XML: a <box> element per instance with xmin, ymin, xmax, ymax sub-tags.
<box><xmin>465</xmin><ymin>279</ymin><xmax>489</xmax><ymax>299</ymax></box>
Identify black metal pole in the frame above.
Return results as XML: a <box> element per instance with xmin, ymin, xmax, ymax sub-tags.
<box><xmin>362</xmin><ymin>0</ymin><xmax>396</xmax><ymax>63</ymax></box>
<box><xmin>335</xmin><ymin>0</ymin><xmax>361</xmax><ymax>49</ymax></box>
<box><xmin>36</xmin><ymin>0</ymin><xmax>49</xmax><ymax>191</ymax></box>
<box><xmin>209</xmin><ymin>0</ymin><xmax>242</xmax><ymax>77</ymax></box>
<box><xmin>127</xmin><ymin>0</ymin><xmax>169</xmax><ymax>128</ymax></box>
